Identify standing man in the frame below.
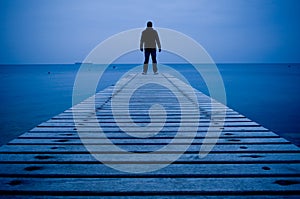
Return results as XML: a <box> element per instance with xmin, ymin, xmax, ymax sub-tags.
<box><xmin>140</xmin><ymin>21</ymin><xmax>161</xmax><ymax>75</ymax></box>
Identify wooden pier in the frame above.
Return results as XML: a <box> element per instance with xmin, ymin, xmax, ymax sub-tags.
<box><xmin>0</xmin><ymin>73</ymin><xmax>300</xmax><ymax>197</ymax></box>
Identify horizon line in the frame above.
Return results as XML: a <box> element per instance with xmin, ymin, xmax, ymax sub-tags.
<box><xmin>0</xmin><ymin>62</ymin><xmax>299</xmax><ymax>65</ymax></box>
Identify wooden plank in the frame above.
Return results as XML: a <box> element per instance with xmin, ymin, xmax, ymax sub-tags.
<box><xmin>1</xmin><ymin>153</ymin><xmax>299</xmax><ymax>163</ymax></box>
<box><xmin>0</xmin><ymin>163</ymin><xmax>299</xmax><ymax>177</ymax></box>
<box><xmin>1</xmin><ymin>144</ymin><xmax>298</xmax><ymax>153</ymax></box>
<box><xmin>52</xmin><ymin>114</ymin><xmax>247</xmax><ymax>119</ymax></box>
<box><xmin>46</xmin><ymin>118</ymin><xmax>253</xmax><ymax>122</ymax></box>
<box><xmin>30</xmin><ymin>126</ymin><xmax>270</xmax><ymax>132</ymax></box>
<box><xmin>1</xmin><ymin>177</ymin><xmax>300</xmax><ymax>195</ymax></box>
<box><xmin>66</xmin><ymin>109</ymin><xmax>232</xmax><ymax>114</ymax></box>
<box><xmin>18</xmin><ymin>131</ymin><xmax>280</xmax><ymax>138</ymax></box>
<box><xmin>7</xmin><ymin>137</ymin><xmax>290</xmax><ymax>145</ymax></box>
<box><xmin>37</xmin><ymin>121</ymin><xmax>261</xmax><ymax>127</ymax></box>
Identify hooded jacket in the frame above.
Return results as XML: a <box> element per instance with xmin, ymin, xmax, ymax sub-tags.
<box><xmin>140</xmin><ymin>27</ymin><xmax>161</xmax><ymax>49</ymax></box>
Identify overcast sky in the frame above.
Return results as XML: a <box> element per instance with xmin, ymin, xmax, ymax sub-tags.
<box><xmin>0</xmin><ymin>0</ymin><xmax>299</xmax><ymax>64</ymax></box>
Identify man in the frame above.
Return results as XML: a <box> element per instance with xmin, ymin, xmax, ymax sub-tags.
<box><xmin>140</xmin><ymin>21</ymin><xmax>161</xmax><ymax>75</ymax></box>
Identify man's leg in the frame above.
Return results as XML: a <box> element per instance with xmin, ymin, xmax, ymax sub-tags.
<box><xmin>150</xmin><ymin>49</ymin><xmax>158</xmax><ymax>73</ymax></box>
<box><xmin>143</xmin><ymin>49</ymin><xmax>150</xmax><ymax>74</ymax></box>
<box><xmin>143</xmin><ymin>64</ymin><xmax>148</xmax><ymax>74</ymax></box>
<box><xmin>152</xmin><ymin>63</ymin><xmax>158</xmax><ymax>74</ymax></box>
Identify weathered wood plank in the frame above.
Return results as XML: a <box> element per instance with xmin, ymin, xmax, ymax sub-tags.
<box><xmin>30</xmin><ymin>126</ymin><xmax>270</xmax><ymax>132</ymax></box>
<box><xmin>7</xmin><ymin>137</ymin><xmax>290</xmax><ymax>145</ymax></box>
<box><xmin>37</xmin><ymin>121</ymin><xmax>261</xmax><ymax>127</ymax></box>
<box><xmin>2</xmin><ymin>196</ymin><xmax>300</xmax><ymax>199</ymax></box>
<box><xmin>52</xmin><ymin>114</ymin><xmax>246</xmax><ymax>119</ymax></box>
<box><xmin>1</xmin><ymin>153</ymin><xmax>299</xmax><ymax>163</ymax></box>
<box><xmin>1</xmin><ymin>144</ymin><xmax>298</xmax><ymax>153</ymax></box>
<box><xmin>0</xmin><ymin>163</ymin><xmax>299</xmax><ymax>177</ymax></box>
<box><xmin>66</xmin><ymin>109</ymin><xmax>232</xmax><ymax>114</ymax></box>
<box><xmin>46</xmin><ymin>118</ymin><xmax>253</xmax><ymax>123</ymax></box>
<box><xmin>18</xmin><ymin>131</ymin><xmax>280</xmax><ymax>138</ymax></box>
<box><xmin>1</xmin><ymin>177</ymin><xmax>300</xmax><ymax>194</ymax></box>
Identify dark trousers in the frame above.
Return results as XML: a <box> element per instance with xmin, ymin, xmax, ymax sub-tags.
<box><xmin>144</xmin><ymin>48</ymin><xmax>157</xmax><ymax>64</ymax></box>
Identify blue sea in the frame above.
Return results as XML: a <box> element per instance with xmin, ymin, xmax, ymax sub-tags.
<box><xmin>0</xmin><ymin>63</ymin><xmax>299</xmax><ymax>146</ymax></box>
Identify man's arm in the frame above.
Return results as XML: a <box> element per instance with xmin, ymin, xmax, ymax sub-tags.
<box><xmin>155</xmin><ymin>31</ymin><xmax>161</xmax><ymax>51</ymax></box>
<box><xmin>140</xmin><ymin>32</ymin><xmax>144</xmax><ymax>51</ymax></box>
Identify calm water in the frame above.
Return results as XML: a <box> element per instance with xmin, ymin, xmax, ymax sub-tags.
<box><xmin>0</xmin><ymin>63</ymin><xmax>299</xmax><ymax>146</ymax></box>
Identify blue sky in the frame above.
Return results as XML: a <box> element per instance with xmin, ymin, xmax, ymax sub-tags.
<box><xmin>0</xmin><ymin>0</ymin><xmax>299</xmax><ymax>64</ymax></box>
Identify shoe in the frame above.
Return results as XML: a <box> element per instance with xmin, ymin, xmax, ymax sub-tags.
<box><xmin>142</xmin><ymin>72</ymin><xmax>147</xmax><ymax>75</ymax></box>
<box><xmin>154</xmin><ymin>72</ymin><xmax>159</xmax><ymax>75</ymax></box>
